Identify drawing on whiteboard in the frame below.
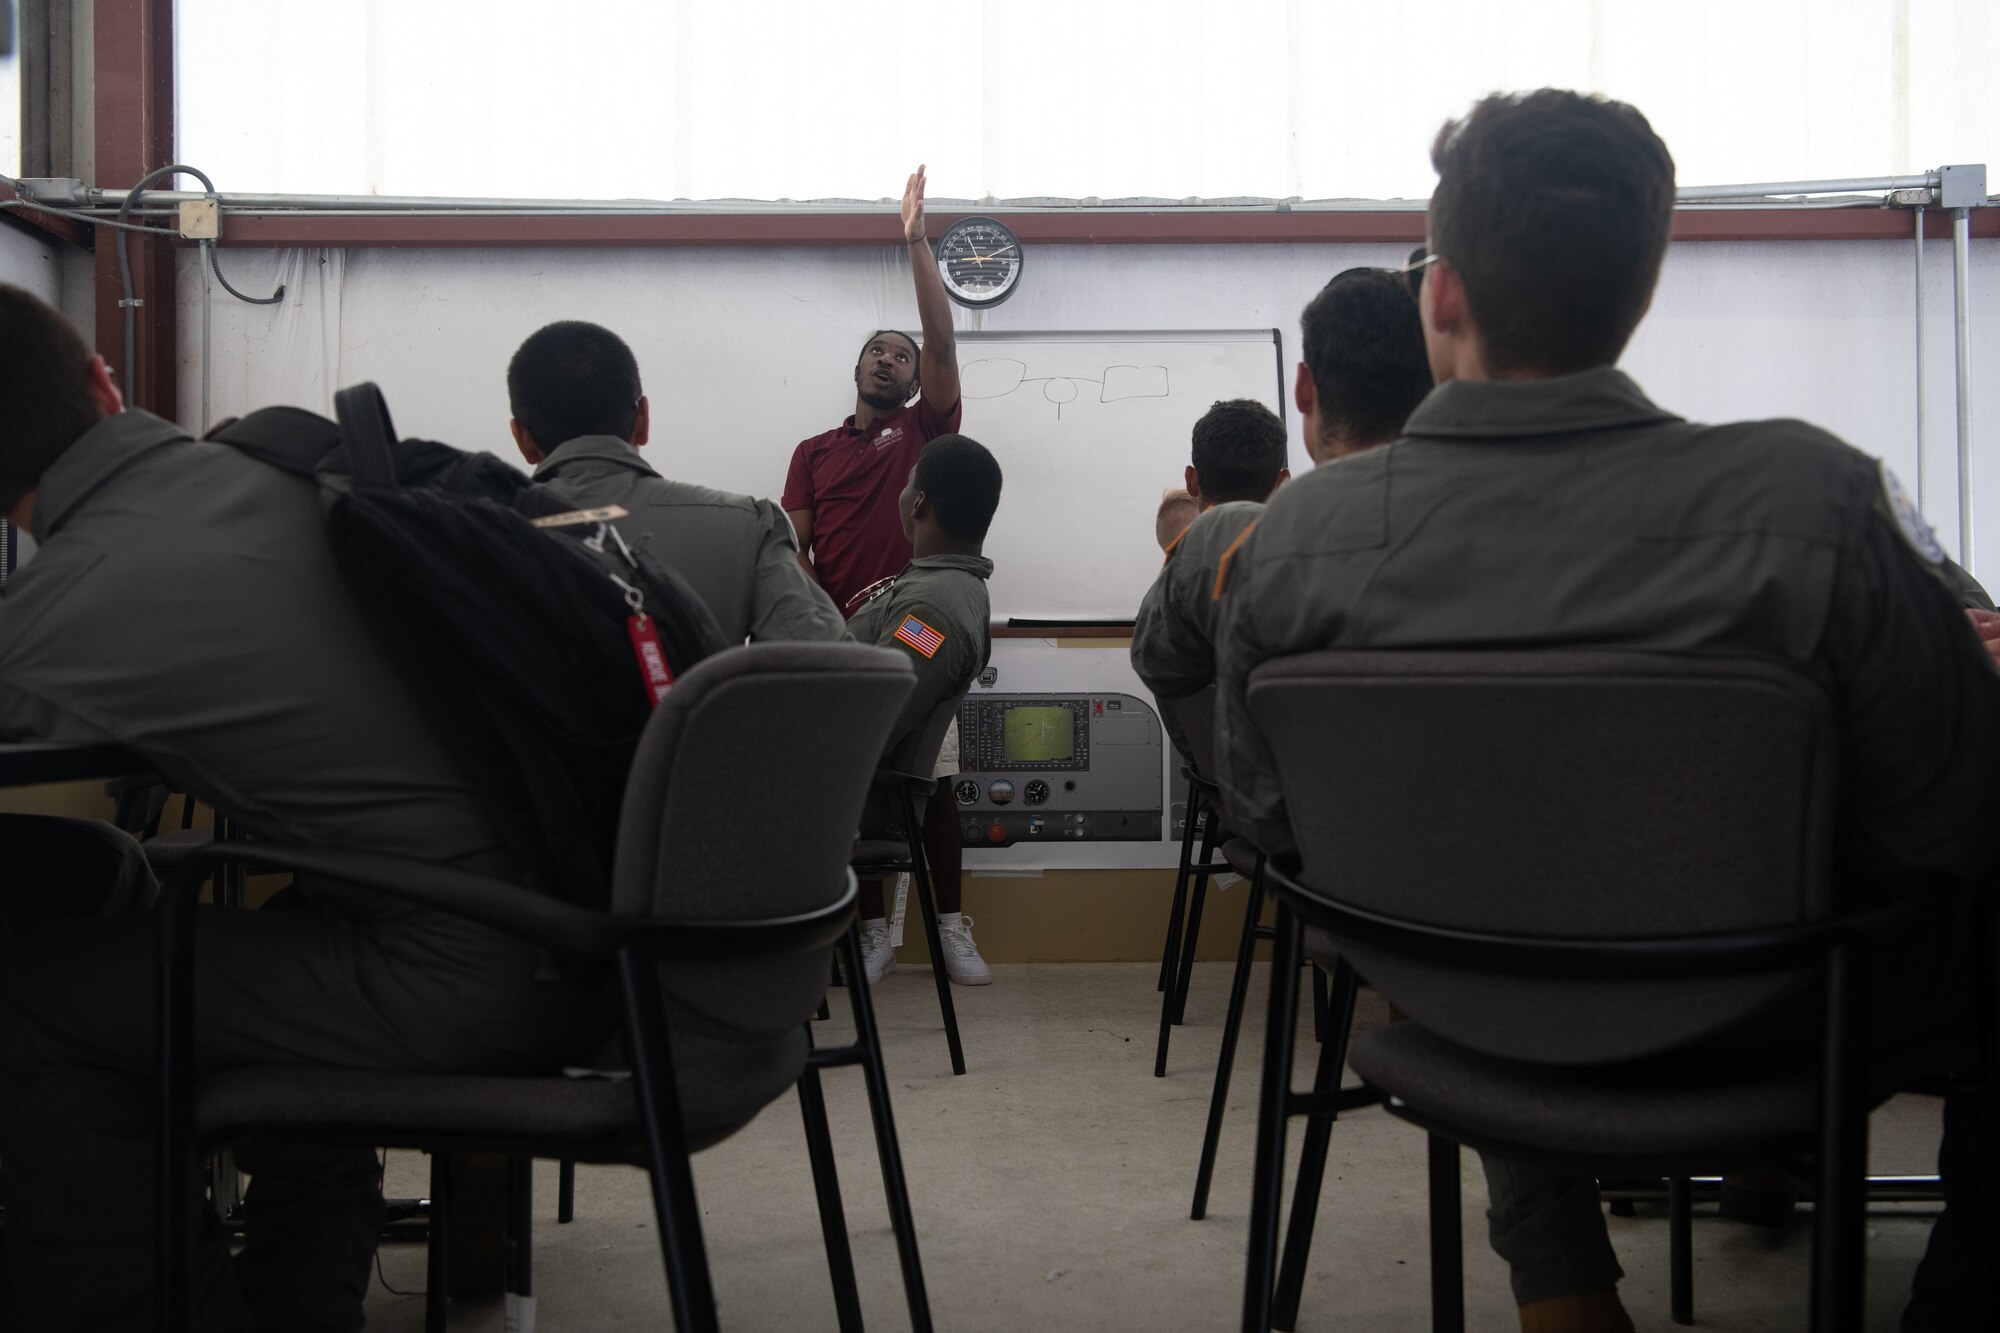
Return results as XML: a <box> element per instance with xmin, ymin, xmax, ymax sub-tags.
<box><xmin>960</xmin><ymin>358</ymin><xmax>1170</xmax><ymax>420</ymax></box>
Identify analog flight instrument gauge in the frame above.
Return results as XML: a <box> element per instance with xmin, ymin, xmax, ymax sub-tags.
<box><xmin>935</xmin><ymin>216</ymin><xmax>1023</xmax><ymax>309</ymax></box>
<box><xmin>955</xmin><ymin>779</ymin><xmax>980</xmax><ymax>806</ymax></box>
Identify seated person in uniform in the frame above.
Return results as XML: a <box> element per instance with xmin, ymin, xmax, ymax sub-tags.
<box><xmin>1132</xmin><ymin>399</ymin><xmax>1288</xmax><ymax>759</ymax></box>
<box><xmin>0</xmin><ymin>284</ymin><xmax>613</xmax><ymax>1331</ymax></box>
<box><xmin>1155</xmin><ymin>487</ymin><xmax>1199</xmax><ymax>552</ymax></box>
<box><xmin>1214</xmin><ymin>90</ymin><xmax>2000</xmax><ymax>1333</ymax></box>
<box><xmin>847</xmin><ymin>435</ymin><xmax>1003</xmax><ymax>985</ymax></box>
<box><xmin>508</xmin><ymin>320</ymin><xmax>845</xmax><ymax>643</ymax></box>
<box><xmin>1132</xmin><ymin>284</ymin><xmax>1431</xmax><ymax>745</ymax></box>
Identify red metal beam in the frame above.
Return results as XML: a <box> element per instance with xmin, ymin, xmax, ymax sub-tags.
<box><xmin>210</xmin><ymin>204</ymin><xmax>1996</xmax><ymax>250</ymax></box>
<box><xmin>93</xmin><ymin>0</ymin><xmax>177</xmax><ymax>420</ymax></box>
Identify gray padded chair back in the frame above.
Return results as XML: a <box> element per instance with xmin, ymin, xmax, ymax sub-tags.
<box><xmin>1247</xmin><ymin>650</ymin><xmax>1837</xmax><ymax>1065</ymax></box>
<box><xmin>612</xmin><ymin>642</ymin><xmax>915</xmax><ymax>1041</ymax></box>
<box><xmin>1161</xmin><ymin>686</ymin><xmax>1220</xmax><ymax>777</ymax></box>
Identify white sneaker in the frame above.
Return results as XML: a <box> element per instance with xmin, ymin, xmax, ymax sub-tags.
<box><xmin>860</xmin><ymin>918</ymin><xmax>896</xmax><ymax>984</ymax></box>
<box><xmin>936</xmin><ymin>913</ymin><xmax>992</xmax><ymax>986</ymax></box>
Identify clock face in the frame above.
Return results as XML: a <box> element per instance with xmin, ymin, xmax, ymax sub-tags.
<box><xmin>935</xmin><ymin>217</ymin><xmax>1023</xmax><ymax>308</ymax></box>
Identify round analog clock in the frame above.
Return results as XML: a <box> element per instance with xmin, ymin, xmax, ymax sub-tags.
<box><xmin>935</xmin><ymin>216</ymin><xmax>1023</xmax><ymax>308</ymax></box>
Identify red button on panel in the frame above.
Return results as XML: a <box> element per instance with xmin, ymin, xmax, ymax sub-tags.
<box><xmin>988</xmin><ymin>824</ymin><xmax>1006</xmax><ymax>842</ymax></box>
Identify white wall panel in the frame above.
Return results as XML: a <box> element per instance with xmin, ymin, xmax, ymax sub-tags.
<box><xmin>176</xmin><ymin>236</ymin><xmax>1999</xmax><ymax>587</ymax></box>
<box><xmin>0</xmin><ymin>223</ymin><xmax>61</xmax><ymax>306</ymax></box>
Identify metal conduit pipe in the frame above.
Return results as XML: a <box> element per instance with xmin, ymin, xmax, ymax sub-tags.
<box><xmin>1914</xmin><ymin>205</ymin><xmax>1927</xmax><ymax>513</ymax></box>
<box><xmin>1676</xmin><ymin>174</ymin><xmax>1939</xmax><ymax>201</ymax></box>
<box><xmin>1954</xmin><ymin>207</ymin><xmax>1975</xmax><ymax>568</ymax></box>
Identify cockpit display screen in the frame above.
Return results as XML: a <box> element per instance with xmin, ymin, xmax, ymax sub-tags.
<box><xmin>1002</xmin><ymin>706</ymin><xmax>1077</xmax><ymax>763</ymax></box>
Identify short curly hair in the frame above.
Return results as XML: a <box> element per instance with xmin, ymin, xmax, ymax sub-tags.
<box><xmin>1189</xmin><ymin>399</ymin><xmax>1287</xmax><ymax>504</ymax></box>
<box><xmin>1429</xmin><ymin>89</ymin><xmax>1676</xmax><ymax>374</ymax></box>
<box><xmin>914</xmin><ymin>434</ymin><xmax>1003</xmax><ymax>541</ymax></box>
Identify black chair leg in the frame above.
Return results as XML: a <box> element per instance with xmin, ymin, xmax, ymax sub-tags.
<box><xmin>1270</xmin><ymin>957</ymin><xmax>1361</xmax><ymax>1332</ymax></box>
<box><xmin>427</xmin><ymin>1153</ymin><xmax>452</xmax><ymax>1333</ymax></box>
<box><xmin>1668</xmin><ymin>1175</ymin><xmax>1693</xmax><ymax>1325</ymax></box>
<box><xmin>1310</xmin><ymin>964</ymin><xmax>1329</xmax><ymax>1044</ymax></box>
<box><xmin>1157</xmin><ymin>814</ymin><xmax>1220</xmax><ymax>1077</ymax></box>
<box><xmin>1193</xmin><ymin>869</ymin><xmax>1268</xmax><ymax>1219</ymax></box>
<box><xmin>1159</xmin><ymin>784</ymin><xmax>1202</xmax><ymax>993</ymax></box>
<box><xmin>617</xmin><ymin>948</ymin><xmax>722</xmax><ymax>1333</ymax></box>
<box><xmin>506</xmin><ymin>1155</ymin><xmax>534</xmax><ymax>1320</ymax></box>
<box><xmin>556</xmin><ymin>1159</ymin><xmax>575</xmax><ymax>1224</ymax></box>
<box><xmin>1241</xmin><ymin>905</ymin><xmax>1303</xmax><ymax>1333</ymax></box>
<box><xmin>841</xmin><ymin>923</ymin><xmax>936</xmax><ymax>1333</ymax></box>
<box><xmin>798</xmin><ymin>1037</ymin><xmax>866</xmax><ymax>1333</ymax></box>
<box><xmin>900</xmin><ymin>789</ymin><xmax>966</xmax><ymax>1076</ymax></box>
<box><xmin>1171</xmin><ymin>818</ymin><xmax>1220</xmax><ymax>1026</ymax></box>
<box><xmin>1427</xmin><ymin>1135</ymin><xmax>1464</xmax><ymax>1333</ymax></box>
<box><xmin>1811</xmin><ymin>943</ymin><xmax>1867</xmax><ymax>1333</ymax></box>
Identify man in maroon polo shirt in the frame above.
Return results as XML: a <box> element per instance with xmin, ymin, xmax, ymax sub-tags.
<box><xmin>784</xmin><ymin>165</ymin><xmax>983</xmax><ymax>986</ymax></box>
<box><xmin>784</xmin><ymin>165</ymin><xmax>964</xmax><ymax>617</ymax></box>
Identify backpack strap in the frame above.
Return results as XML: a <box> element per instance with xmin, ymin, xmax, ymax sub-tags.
<box><xmin>204</xmin><ymin>407</ymin><xmax>343</xmax><ymax>477</ymax></box>
<box><xmin>334</xmin><ymin>383</ymin><xmax>400</xmax><ymax>492</ymax></box>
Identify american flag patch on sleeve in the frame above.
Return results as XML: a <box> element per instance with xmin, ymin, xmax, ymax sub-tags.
<box><xmin>894</xmin><ymin>615</ymin><xmax>947</xmax><ymax>658</ymax></box>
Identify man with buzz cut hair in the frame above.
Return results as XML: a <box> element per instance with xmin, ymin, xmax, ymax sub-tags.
<box><xmin>1215</xmin><ymin>89</ymin><xmax>1997</xmax><ymax>1332</ymax></box>
<box><xmin>508</xmin><ymin>319</ymin><xmax>844</xmax><ymax>644</ymax></box>
<box><xmin>1130</xmin><ymin>398</ymin><xmax>1290</xmax><ymax>730</ymax></box>
<box><xmin>847</xmin><ymin>434</ymin><xmax>1002</xmax><ymax>986</ymax></box>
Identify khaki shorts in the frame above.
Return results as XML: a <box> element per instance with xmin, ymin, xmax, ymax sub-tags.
<box><xmin>933</xmin><ymin>717</ymin><xmax>960</xmax><ymax>778</ymax></box>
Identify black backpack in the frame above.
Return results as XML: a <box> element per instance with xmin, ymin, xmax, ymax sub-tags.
<box><xmin>208</xmin><ymin>383</ymin><xmax>728</xmax><ymax>909</ymax></box>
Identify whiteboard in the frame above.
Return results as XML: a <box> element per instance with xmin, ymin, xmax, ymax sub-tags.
<box><xmin>951</xmin><ymin>329</ymin><xmax>1286</xmax><ymax>620</ymax></box>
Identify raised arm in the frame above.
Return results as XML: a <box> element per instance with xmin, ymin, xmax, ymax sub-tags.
<box><xmin>902</xmin><ymin>166</ymin><xmax>960</xmax><ymax>415</ymax></box>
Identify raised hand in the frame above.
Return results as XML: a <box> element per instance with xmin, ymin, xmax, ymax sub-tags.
<box><xmin>902</xmin><ymin>164</ymin><xmax>928</xmax><ymax>245</ymax></box>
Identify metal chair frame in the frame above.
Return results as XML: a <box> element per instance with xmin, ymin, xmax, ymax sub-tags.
<box><xmin>1242</xmin><ymin>859</ymin><xmax>1986</xmax><ymax>1333</ymax></box>
<box><xmin>155</xmin><ymin>842</ymin><xmax>934</xmax><ymax>1333</ymax></box>
<box><xmin>850</xmin><ymin>768</ymin><xmax>967</xmax><ymax>1076</ymax></box>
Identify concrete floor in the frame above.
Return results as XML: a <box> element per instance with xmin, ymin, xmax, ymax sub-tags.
<box><xmin>365</xmin><ymin>962</ymin><xmax>1946</xmax><ymax>1331</ymax></box>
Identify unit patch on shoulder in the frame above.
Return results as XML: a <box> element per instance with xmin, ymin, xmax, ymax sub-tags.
<box><xmin>1879</xmin><ymin>462</ymin><xmax>1945</xmax><ymax>565</ymax></box>
<box><xmin>894</xmin><ymin>614</ymin><xmax>947</xmax><ymax>658</ymax></box>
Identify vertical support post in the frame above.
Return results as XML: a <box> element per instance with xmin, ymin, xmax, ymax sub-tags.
<box><xmin>93</xmin><ymin>0</ymin><xmax>179</xmax><ymax>422</ymax></box>
<box><xmin>1913</xmin><ymin>203</ymin><xmax>1926</xmax><ymax>512</ymax></box>
<box><xmin>200</xmin><ymin>241</ymin><xmax>212</xmax><ymax>434</ymax></box>
<box><xmin>1952</xmin><ymin>207</ymin><xmax>1975</xmax><ymax>571</ymax></box>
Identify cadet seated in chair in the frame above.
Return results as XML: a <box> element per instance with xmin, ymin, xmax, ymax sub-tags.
<box><xmin>509</xmin><ymin>319</ymin><xmax>845</xmax><ymax>644</ymax></box>
<box><xmin>848</xmin><ymin>435</ymin><xmax>1003</xmax><ymax>986</ymax></box>
<box><xmin>1131</xmin><ymin>276</ymin><xmax>1431</xmax><ymax>727</ymax></box>
<box><xmin>1214</xmin><ymin>89</ymin><xmax>2000</xmax><ymax>1333</ymax></box>
<box><xmin>0</xmin><ymin>284</ymin><xmax>615</xmax><ymax>1332</ymax></box>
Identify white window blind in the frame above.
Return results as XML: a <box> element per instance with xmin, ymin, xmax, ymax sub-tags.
<box><xmin>174</xmin><ymin>0</ymin><xmax>1997</xmax><ymax>203</ymax></box>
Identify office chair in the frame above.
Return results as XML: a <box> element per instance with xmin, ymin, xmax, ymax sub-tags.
<box><xmin>851</xmin><ymin>686</ymin><xmax>975</xmax><ymax>1076</ymax></box>
<box><xmin>156</xmin><ymin>643</ymin><xmax>933</xmax><ymax>1333</ymax></box>
<box><xmin>1238</xmin><ymin>650</ymin><xmax>1995</xmax><ymax>1333</ymax></box>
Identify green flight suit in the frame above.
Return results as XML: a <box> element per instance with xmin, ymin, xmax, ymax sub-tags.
<box><xmin>0</xmin><ymin>411</ymin><xmax>612</xmax><ymax>1332</ymax></box>
<box><xmin>1132</xmin><ymin>501</ymin><xmax>1267</xmax><ymax>701</ymax></box>
<box><xmin>534</xmin><ymin>435</ymin><xmax>844</xmax><ymax>644</ymax></box>
<box><xmin>847</xmin><ymin>554</ymin><xmax>993</xmax><ymax>779</ymax></box>
<box><xmin>1130</xmin><ymin>500</ymin><xmax>1263</xmax><ymax>762</ymax></box>
<box><xmin>1213</xmin><ymin>368</ymin><xmax>2000</xmax><ymax>1309</ymax></box>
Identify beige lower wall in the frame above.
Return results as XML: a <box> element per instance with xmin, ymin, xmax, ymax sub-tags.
<box><xmin>903</xmin><ymin>869</ymin><xmax>1259</xmax><ymax>965</ymax></box>
<box><xmin>0</xmin><ymin>780</ymin><xmax>121</xmax><ymax>821</ymax></box>
<box><xmin>3</xmin><ymin>784</ymin><xmax>1236</xmax><ymax>963</ymax></box>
